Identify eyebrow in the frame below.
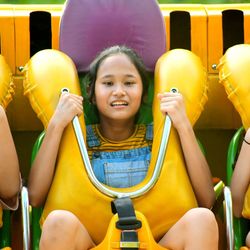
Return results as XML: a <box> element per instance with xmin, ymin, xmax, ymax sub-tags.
<box><xmin>100</xmin><ymin>74</ymin><xmax>137</xmax><ymax>79</ymax></box>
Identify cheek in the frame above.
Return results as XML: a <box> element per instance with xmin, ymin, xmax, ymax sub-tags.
<box><xmin>132</xmin><ymin>92</ymin><xmax>143</xmax><ymax>109</ymax></box>
<box><xmin>94</xmin><ymin>86</ymin><xmax>104</xmax><ymax>100</ymax></box>
<box><xmin>95</xmin><ymin>94</ymin><xmax>104</xmax><ymax>106</ymax></box>
<box><xmin>133</xmin><ymin>88</ymin><xmax>143</xmax><ymax>102</ymax></box>
<box><xmin>94</xmin><ymin>90</ymin><xmax>109</xmax><ymax>108</ymax></box>
<box><xmin>95</xmin><ymin>98</ymin><xmax>106</xmax><ymax>114</ymax></box>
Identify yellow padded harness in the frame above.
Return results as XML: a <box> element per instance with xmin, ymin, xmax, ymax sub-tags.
<box><xmin>218</xmin><ymin>44</ymin><xmax>250</xmax><ymax>219</ymax></box>
<box><xmin>23</xmin><ymin>48</ymin><xmax>207</xmax><ymax>244</ymax></box>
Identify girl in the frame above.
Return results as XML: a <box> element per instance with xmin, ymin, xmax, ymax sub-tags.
<box><xmin>231</xmin><ymin>128</ymin><xmax>250</xmax><ymax>247</ymax></box>
<box><xmin>28</xmin><ymin>46</ymin><xmax>218</xmax><ymax>250</ymax></box>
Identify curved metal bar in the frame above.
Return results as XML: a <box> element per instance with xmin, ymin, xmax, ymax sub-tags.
<box><xmin>72</xmin><ymin>115</ymin><xmax>171</xmax><ymax>198</ymax></box>
<box><xmin>224</xmin><ymin>186</ymin><xmax>234</xmax><ymax>250</ymax></box>
<box><xmin>21</xmin><ymin>186</ymin><xmax>30</xmax><ymax>250</ymax></box>
<box><xmin>63</xmin><ymin>88</ymin><xmax>172</xmax><ymax>198</ymax></box>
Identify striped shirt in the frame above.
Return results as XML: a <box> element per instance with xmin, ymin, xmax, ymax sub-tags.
<box><xmin>87</xmin><ymin>124</ymin><xmax>152</xmax><ymax>160</ymax></box>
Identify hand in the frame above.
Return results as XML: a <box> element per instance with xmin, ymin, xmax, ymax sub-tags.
<box><xmin>51</xmin><ymin>92</ymin><xmax>83</xmax><ymax>130</ymax></box>
<box><xmin>157</xmin><ymin>92</ymin><xmax>189</xmax><ymax>131</ymax></box>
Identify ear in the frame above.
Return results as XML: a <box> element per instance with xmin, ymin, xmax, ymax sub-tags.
<box><xmin>142</xmin><ymin>93</ymin><xmax>148</xmax><ymax>104</ymax></box>
<box><xmin>86</xmin><ymin>84</ymin><xmax>96</xmax><ymax>104</ymax></box>
<box><xmin>92</xmin><ymin>95</ymin><xmax>96</xmax><ymax>104</ymax></box>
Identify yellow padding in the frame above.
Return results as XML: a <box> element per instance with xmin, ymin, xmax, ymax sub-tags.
<box><xmin>23</xmin><ymin>49</ymin><xmax>207</xmax><ymax>244</ymax></box>
<box><xmin>93</xmin><ymin>211</ymin><xmax>166</xmax><ymax>250</ymax></box>
<box><xmin>218</xmin><ymin>44</ymin><xmax>250</xmax><ymax>129</ymax></box>
<box><xmin>154</xmin><ymin>49</ymin><xmax>208</xmax><ymax>126</ymax></box>
<box><xmin>0</xmin><ymin>55</ymin><xmax>15</xmax><ymax>109</ymax></box>
<box><xmin>1</xmin><ymin>247</ymin><xmax>12</xmax><ymax>250</ymax></box>
<box><xmin>243</xmin><ymin>185</ymin><xmax>250</xmax><ymax>219</ymax></box>
<box><xmin>23</xmin><ymin>49</ymin><xmax>80</xmax><ymax>128</ymax></box>
<box><xmin>218</xmin><ymin>44</ymin><xmax>250</xmax><ymax>218</ymax></box>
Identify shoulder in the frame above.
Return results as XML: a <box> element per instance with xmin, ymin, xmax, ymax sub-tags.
<box><xmin>135</xmin><ymin>123</ymin><xmax>153</xmax><ymax>141</ymax></box>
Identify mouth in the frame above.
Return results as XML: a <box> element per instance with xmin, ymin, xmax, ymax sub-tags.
<box><xmin>110</xmin><ymin>101</ymin><xmax>128</xmax><ymax>107</ymax></box>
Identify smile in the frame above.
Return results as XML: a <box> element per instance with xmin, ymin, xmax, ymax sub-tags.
<box><xmin>111</xmin><ymin>101</ymin><xmax>128</xmax><ymax>106</ymax></box>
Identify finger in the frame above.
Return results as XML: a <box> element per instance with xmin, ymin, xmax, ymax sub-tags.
<box><xmin>69</xmin><ymin>93</ymin><xmax>83</xmax><ymax>101</ymax></box>
<box><xmin>158</xmin><ymin>92</ymin><xmax>182</xmax><ymax>101</ymax></box>
<box><xmin>61</xmin><ymin>92</ymin><xmax>83</xmax><ymax>100</ymax></box>
<box><xmin>74</xmin><ymin>104</ymin><xmax>83</xmax><ymax>116</ymax></box>
<box><xmin>60</xmin><ymin>94</ymin><xmax>83</xmax><ymax>107</ymax></box>
<box><xmin>160</xmin><ymin>101</ymin><xmax>181</xmax><ymax>114</ymax></box>
<box><xmin>160</xmin><ymin>98</ymin><xmax>183</xmax><ymax>107</ymax></box>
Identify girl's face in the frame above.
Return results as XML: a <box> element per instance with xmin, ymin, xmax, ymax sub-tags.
<box><xmin>94</xmin><ymin>54</ymin><xmax>143</xmax><ymax>125</ymax></box>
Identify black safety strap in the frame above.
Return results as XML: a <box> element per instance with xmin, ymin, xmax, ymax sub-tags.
<box><xmin>111</xmin><ymin>197</ymin><xmax>142</xmax><ymax>230</ymax></box>
<box><xmin>111</xmin><ymin>197</ymin><xmax>142</xmax><ymax>250</ymax></box>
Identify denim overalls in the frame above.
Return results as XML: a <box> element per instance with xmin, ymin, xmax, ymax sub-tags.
<box><xmin>86</xmin><ymin>125</ymin><xmax>153</xmax><ymax>188</ymax></box>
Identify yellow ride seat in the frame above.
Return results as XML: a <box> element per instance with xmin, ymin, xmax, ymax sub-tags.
<box><xmin>93</xmin><ymin>211</ymin><xmax>166</xmax><ymax>250</ymax></box>
<box><xmin>23</xmin><ymin>0</ymin><xmax>209</xmax><ymax>248</ymax></box>
<box><xmin>23</xmin><ymin>47</ymin><xmax>208</xmax><ymax>247</ymax></box>
<box><xmin>218</xmin><ymin>44</ymin><xmax>250</xmax><ymax>219</ymax></box>
<box><xmin>0</xmin><ymin>55</ymin><xmax>15</xmax><ymax>113</ymax></box>
<box><xmin>218</xmin><ymin>44</ymin><xmax>250</xmax><ymax>250</ymax></box>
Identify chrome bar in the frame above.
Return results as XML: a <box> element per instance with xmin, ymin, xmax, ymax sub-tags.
<box><xmin>224</xmin><ymin>186</ymin><xmax>234</xmax><ymax>250</ymax></box>
<box><xmin>21</xmin><ymin>186</ymin><xmax>30</xmax><ymax>250</ymax></box>
<box><xmin>74</xmin><ymin>115</ymin><xmax>171</xmax><ymax>198</ymax></box>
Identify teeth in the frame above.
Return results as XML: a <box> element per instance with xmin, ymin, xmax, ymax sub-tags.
<box><xmin>111</xmin><ymin>101</ymin><xmax>128</xmax><ymax>106</ymax></box>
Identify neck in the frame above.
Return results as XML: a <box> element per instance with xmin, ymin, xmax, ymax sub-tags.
<box><xmin>99</xmin><ymin>119</ymin><xmax>135</xmax><ymax>141</ymax></box>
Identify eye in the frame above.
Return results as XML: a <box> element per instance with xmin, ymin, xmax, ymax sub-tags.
<box><xmin>125</xmin><ymin>81</ymin><xmax>135</xmax><ymax>86</ymax></box>
<box><xmin>103</xmin><ymin>81</ymin><xmax>113</xmax><ymax>86</ymax></box>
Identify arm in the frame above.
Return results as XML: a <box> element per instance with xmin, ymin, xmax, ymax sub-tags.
<box><xmin>158</xmin><ymin>92</ymin><xmax>215</xmax><ymax>208</ymax></box>
<box><xmin>230</xmin><ymin>128</ymin><xmax>250</xmax><ymax>217</ymax></box>
<box><xmin>0</xmin><ymin>106</ymin><xmax>20</xmax><ymax>208</ymax></box>
<box><xmin>28</xmin><ymin>93</ymin><xmax>83</xmax><ymax>207</ymax></box>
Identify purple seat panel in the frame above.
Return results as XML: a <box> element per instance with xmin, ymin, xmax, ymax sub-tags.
<box><xmin>59</xmin><ymin>0</ymin><xmax>166</xmax><ymax>72</ymax></box>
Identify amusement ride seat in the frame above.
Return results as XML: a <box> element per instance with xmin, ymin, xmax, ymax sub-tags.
<box><xmin>219</xmin><ymin>44</ymin><xmax>250</xmax><ymax>250</ymax></box>
<box><xmin>23</xmin><ymin>0</ymin><xmax>223</xmax><ymax>249</ymax></box>
<box><xmin>226</xmin><ymin>126</ymin><xmax>249</xmax><ymax>250</ymax></box>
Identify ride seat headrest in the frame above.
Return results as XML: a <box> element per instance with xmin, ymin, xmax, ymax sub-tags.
<box><xmin>59</xmin><ymin>0</ymin><xmax>166</xmax><ymax>73</ymax></box>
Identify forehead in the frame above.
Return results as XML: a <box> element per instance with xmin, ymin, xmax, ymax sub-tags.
<box><xmin>98</xmin><ymin>54</ymin><xmax>139</xmax><ymax>76</ymax></box>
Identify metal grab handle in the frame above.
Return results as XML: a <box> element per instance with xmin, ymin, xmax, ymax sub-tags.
<box><xmin>223</xmin><ymin>186</ymin><xmax>234</xmax><ymax>250</ymax></box>
<box><xmin>62</xmin><ymin>88</ymin><xmax>175</xmax><ymax>198</ymax></box>
<box><xmin>21</xmin><ymin>186</ymin><xmax>30</xmax><ymax>250</ymax></box>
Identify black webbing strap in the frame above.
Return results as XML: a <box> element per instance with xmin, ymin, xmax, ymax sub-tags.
<box><xmin>111</xmin><ymin>197</ymin><xmax>141</xmax><ymax>250</ymax></box>
<box><xmin>111</xmin><ymin>197</ymin><xmax>142</xmax><ymax>230</ymax></box>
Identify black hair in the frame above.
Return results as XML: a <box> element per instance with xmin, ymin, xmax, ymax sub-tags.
<box><xmin>85</xmin><ymin>45</ymin><xmax>149</xmax><ymax>103</ymax></box>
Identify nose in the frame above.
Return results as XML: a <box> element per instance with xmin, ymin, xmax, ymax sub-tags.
<box><xmin>112</xmin><ymin>84</ymin><xmax>126</xmax><ymax>96</ymax></box>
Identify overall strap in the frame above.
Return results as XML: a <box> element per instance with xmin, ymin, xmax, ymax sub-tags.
<box><xmin>86</xmin><ymin>125</ymin><xmax>100</xmax><ymax>147</ymax></box>
<box><xmin>146</xmin><ymin>123</ymin><xmax>153</xmax><ymax>141</ymax></box>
